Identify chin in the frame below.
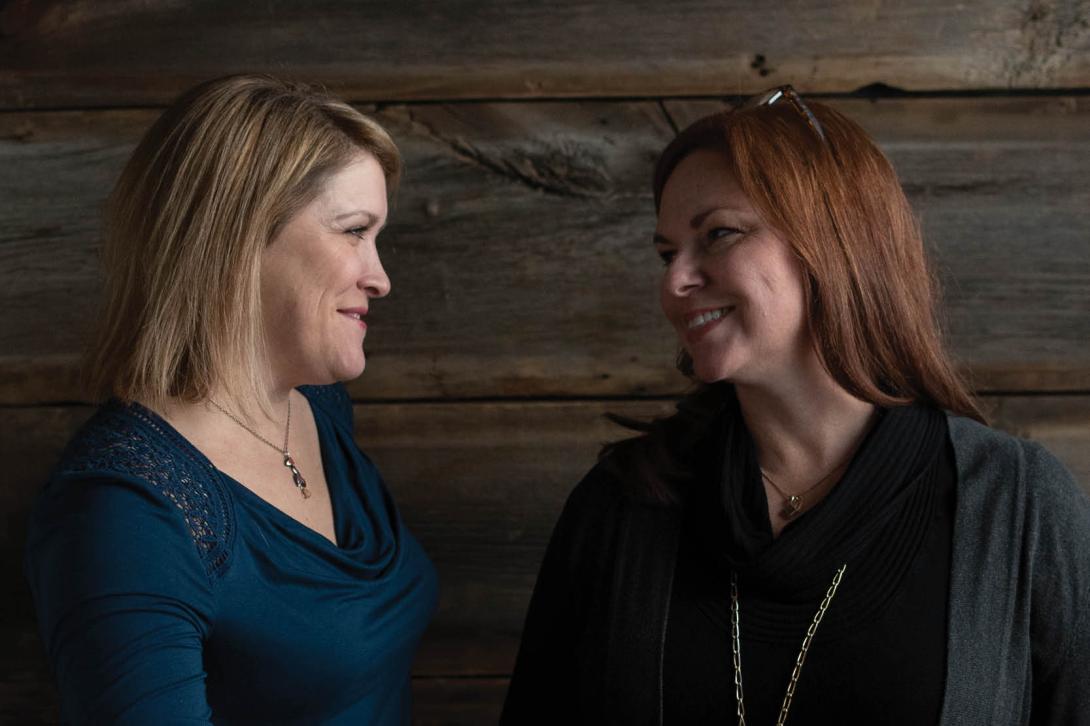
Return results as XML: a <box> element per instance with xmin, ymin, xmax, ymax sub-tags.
<box><xmin>695</xmin><ymin>371</ymin><xmax>732</xmax><ymax>385</ymax></box>
<box><xmin>338</xmin><ymin>359</ymin><xmax>367</xmax><ymax>382</ymax></box>
<box><xmin>690</xmin><ymin>359</ymin><xmax>730</xmax><ymax>384</ymax></box>
<box><xmin>688</xmin><ymin>347</ymin><xmax>748</xmax><ymax>385</ymax></box>
<box><xmin>321</xmin><ymin>350</ymin><xmax>367</xmax><ymax>384</ymax></box>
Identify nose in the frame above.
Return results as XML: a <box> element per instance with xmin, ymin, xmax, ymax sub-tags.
<box><xmin>360</xmin><ymin>243</ymin><xmax>391</xmax><ymax>299</ymax></box>
<box><xmin>663</xmin><ymin>250</ymin><xmax>703</xmax><ymax>298</ymax></box>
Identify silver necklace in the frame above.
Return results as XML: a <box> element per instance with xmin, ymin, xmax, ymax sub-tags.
<box><xmin>730</xmin><ymin>563</ymin><xmax>847</xmax><ymax>726</ymax></box>
<box><xmin>208</xmin><ymin>396</ymin><xmax>310</xmax><ymax>499</ymax></box>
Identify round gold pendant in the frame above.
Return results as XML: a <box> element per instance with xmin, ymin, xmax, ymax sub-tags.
<box><xmin>781</xmin><ymin>495</ymin><xmax>803</xmax><ymax>519</ymax></box>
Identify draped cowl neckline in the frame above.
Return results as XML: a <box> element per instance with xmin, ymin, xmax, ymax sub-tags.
<box><xmin>685</xmin><ymin>388</ymin><xmax>948</xmax><ymax>642</ymax></box>
<box><xmin>130</xmin><ymin>394</ymin><xmax>405</xmax><ymax>584</ymax></box>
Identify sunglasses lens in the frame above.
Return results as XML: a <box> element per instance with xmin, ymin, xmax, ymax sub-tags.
<box><xmin>742</xmin><ymin>87</ymin><xmax>785</xmax><ymax>110</ymax></box>
<box><xmin>741</xmin><ymin>86</ymin><xmax>826</xmax><ymax>143</ymax></box>
<box><xmin>763</xmin><ymin>89</ymin><xmax>785</xmax><ymax>106</ymax></box>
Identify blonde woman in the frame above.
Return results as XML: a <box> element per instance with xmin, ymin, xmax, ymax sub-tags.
<box><xmin>25</xmin><ymin>76</ymin><xmax>437</xmax><ymax>724</ymax></box>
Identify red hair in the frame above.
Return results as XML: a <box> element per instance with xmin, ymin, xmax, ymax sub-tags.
<box><xmin>653</xmin><ymin>101</ymin><xmax>984</xmax><ymax>421</ymax></box>
<box><xmin>603</xmin><ymin>100</ymin><xmax>984</xmax><ymax>502</ymax></box>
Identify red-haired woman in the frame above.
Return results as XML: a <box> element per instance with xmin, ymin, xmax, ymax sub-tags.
<box><xmin>502</xmin><ymin>88</ymin><xmax>1090</xmax><ymax>725</ymax></box>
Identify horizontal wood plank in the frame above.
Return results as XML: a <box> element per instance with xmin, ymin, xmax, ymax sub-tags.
<box><xmin>411</xmin><ymin>678</ymin><xmax>507</xmax><ymax>726</ymax></box>
<box><xmin>2</xmin><ymin>396</ymin><xmax>1087</xmax><ymax>721</ymax></box>
<box><xmin>0</xmin><ymin>625</ymin><xmax>59</xmax><ymax>726</ymax></box>
<box><xmin>1</xmin><ymin>97</ymin><xmax>1089</xmax><ymax>404</ymax></box>
<box><xmin>3</xmin><ymin>396</ymin><xmax>1087</xmax><ymax>676</ymax></box>
<box><xmin>2</xmin><ymin>0</ymin><xmax>1089</xmax><ymax>108</ymax></box>
<box><xmin>0</xmin><ymin>628</ymin><xmax>506</xmax><ymax>726</ymax></box>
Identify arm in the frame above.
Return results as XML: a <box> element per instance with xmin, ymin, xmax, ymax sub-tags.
<box><xmin>1024</xmin><ymin>443</ymin><xmax>1090</xmax><ymax>725</ymax></box>
<box><xmin>25</xmin><ymin>472</ymin><xmax>217</xmax><ymax>725</ymax></box>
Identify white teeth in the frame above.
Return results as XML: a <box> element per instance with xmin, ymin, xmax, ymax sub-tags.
<box><xmin>343</xmin><ymin>312</ymin><xmax>361</xmax><ymax>320</ymax></box>
<box><xmin>687</xmin><ymin>307</ymin><xmax>731</xmax><ymax>329</ymax></box>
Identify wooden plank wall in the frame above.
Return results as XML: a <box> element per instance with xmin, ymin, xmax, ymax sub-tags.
<box><xmin>2</xmin><ymin>2</ymin><xmax>1088</xmax><ymax>723</ymax></box>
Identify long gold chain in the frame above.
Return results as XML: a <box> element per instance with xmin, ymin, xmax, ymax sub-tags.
<box><xmin>208</xmin><ymin>397</ymin><xmax>311</xmax><ymax>499</ymax></box>
<box><xmin>730</xmin><ymin>563</ymin><xmax>847</xmax><ymax>726</ymax></box>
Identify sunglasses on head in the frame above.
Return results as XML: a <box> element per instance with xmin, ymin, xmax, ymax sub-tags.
<box><xmin>738</xmin><ymin>85</ymin><xmax>827</xmax><ymax>143</ymax></box>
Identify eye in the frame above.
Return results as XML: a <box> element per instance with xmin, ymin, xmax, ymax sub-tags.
<box><xmin>346</xmin><ymin>225</ymin><xmax>371</xmax><ymax>241</ymax></box>
<box><xmin>656</xmin><ymin>248</ymin><xmax>676</xmax><ymax>266</ymax></box>
<box><xmin>708</xmin><ymin>226</ymin><xmax>743</xmax><ymax>244</ymax></box>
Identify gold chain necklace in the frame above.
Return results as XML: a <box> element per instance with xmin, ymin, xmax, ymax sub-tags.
<box><xmin>208</xmin><ymin>397</ymin><xmax>310</xmax><ymax>499</ymax></box>
<box><xmin>730</xmin><ymin>563</ymin><xmax>847</xmax><ymax>726</ymax></box>
<box><xmin>759</xmin><ymin>469</ymin><xmax>834</xmax><ymax>519</ymax></box>
<box><xmin>761</xmin><ymin>442</ymin><xmax>861</xmax><ymax>520</ymax></box>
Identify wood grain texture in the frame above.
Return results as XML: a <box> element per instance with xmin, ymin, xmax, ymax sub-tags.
<box><xmin>2</xmin><ymin>396</ymin><xmax>1087</xmax><ymax>722</ymax></box>
<box><xmin>2</xmin><ymin>0</ymin><xmax>1089</xmax><ymax>108</ymax></box>
<box><xmin>3</xmin><ymin>397</ymin><xmax>1087</xmax><ymax>671</ymax></box>
<box><xmin>1</xmin><ymin>97</ymin><xmax>1089</xmax><ymax>404</ymax></box>
<box><xmin>0</xmin><ymin>630</ymin><xmax>506</xmax><ymax>726</ymax></box>
<box><xmin>411</xmin><ymin>677</ymin><xmax>507</xmax><ymax>725</ymax></box>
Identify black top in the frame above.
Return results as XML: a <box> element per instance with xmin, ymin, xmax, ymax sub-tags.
<box><xmin>664</xmin><ymin>399</ymin><xmax>956</xmax><ymax>725</ymax></box>
<box><xmin>503</xmin><ymin>405</ymin><xmax>1090</xmax><ymax>725</ymax></box>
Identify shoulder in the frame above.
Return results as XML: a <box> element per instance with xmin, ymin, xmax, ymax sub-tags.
<box><xmin>947</xmin><ymin>412</ymin><xmax>1090</xmax><ymax>622</ymax></box>
<box><xmin>565</xmin><ymin>458</ymin><xmax>630</xmax><ymax>517</ymax></box>
<box><xmin>569</xmin><ymin>447</ymin><xmax>679</xmax><ymax>513</ymax></box>
<box><xmin>551</xmin><ymin>453</ymin><xmax>681</xmax><ymax>553</ymax></box>
<box><xmin>947</xmin><ymin>418</ymin><xmax>1090</xmax><ymax>617</ymax></box>
<box><xmin>42</xmin><ymin>400</ymin><xmax>234</xmax><ymax>578</ymax></box>
<box><xmin>298</xmin><ymin>383</ymin><xmax>354</xmax><ymax>433</ymax></box>
<box><xmin>26</xmin><ymin>406</ymin><xmax>221</xmax><ymax>662</ymax></box>
<box><xmin>947</xmin><ymin>412</ymin><xmax>1087</xmax><ymax>516</ymax></box>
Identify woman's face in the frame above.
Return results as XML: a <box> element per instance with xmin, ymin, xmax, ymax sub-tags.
<box><xmin>261</xmin><ymin>152</ymin><xmax>390</xmax><ymax>389</ymax></box>
<box><xmin>655</xmin><ymin>148</ymin><xmax>812</xmax><ymax>386</ymax></box>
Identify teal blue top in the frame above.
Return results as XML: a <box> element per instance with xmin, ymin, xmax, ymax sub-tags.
<box><xmin>26</xmin><ymin>384</ymin><xmax>438</xmax><ymax>725</ymax></box>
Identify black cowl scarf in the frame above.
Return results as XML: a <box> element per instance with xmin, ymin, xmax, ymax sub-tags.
<box><xmin>664</xmin><ymin>391</ymin><xmax>955</xmax><ymax>725</ymax></box>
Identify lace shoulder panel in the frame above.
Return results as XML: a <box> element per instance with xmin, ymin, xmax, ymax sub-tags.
<box><xmin>54</xmin><ymin>402</ymin><xmax>234</xmax><ymax>578</ymax></box>
<box><xmin>299</xmin><ymin>383</ymin><xmax>354</xmax><ymax>432</ymax></box>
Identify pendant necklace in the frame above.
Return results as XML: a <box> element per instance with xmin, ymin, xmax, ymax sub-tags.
<box><xmin>730</xmin><ymin>563</ymin><xmax>847</xmax><ymax>726</ymax></box>
<box><xmin>761</xmin><ymin>444</ymin><xmax>859</xmax><ymax>520</ymax></box>
<box><xmin>760</xmin><ymin>469</ymin><xmax>835</xmax><ymax>519</ymax></box>
<box><xmin>208</xmin><ymin>396</ymin><xmax>310</xmax><ymax>499</ymax></box>
<box><xmin>761</xmin><ymin>414</ymin><xmax>875</xmax><ymax>520</ymax></box>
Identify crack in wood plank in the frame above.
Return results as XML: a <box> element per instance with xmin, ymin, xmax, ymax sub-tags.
<box><xmin>656</xmin><ymin>99</ymin><xmax>679</xmax><ymax>136</ymax></box>
<box><xmin>403</xmin><ymin>106</ymin><xmax>617</xmax><ymax>199</ymax></box>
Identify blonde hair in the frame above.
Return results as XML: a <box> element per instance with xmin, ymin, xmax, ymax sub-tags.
<box><xmin>85</xmin><ymin>75</ymin><xmax>401</xmax><ymax>412</ymax></box>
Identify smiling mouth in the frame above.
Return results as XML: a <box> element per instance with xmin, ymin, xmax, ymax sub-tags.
<box><xmin>686</xmin><ymin>306</ymin><xmax>734</xmax><ymax>330</ymax></box>
<box><xmin>338</xmin><ymin>310</ymin><xmax>367</xmax><ymax>330</ymax></box>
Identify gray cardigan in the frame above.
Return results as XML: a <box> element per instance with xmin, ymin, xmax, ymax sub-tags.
<box><xmin>942</xmin><ymin>415</ymin><xmax>1090</xmax><ymax>724</ymax></box>
<box><xmin>502</xmin><ymin>415</ymin><xmax>1090</xmax><ymax>724</ymax></box>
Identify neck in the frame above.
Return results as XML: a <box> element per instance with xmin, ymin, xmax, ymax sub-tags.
<box><xmin>153</xmin><ymin>379</ymin><xmax>294</xmax><ymax>431</ymax></box>
<box><xmin>735</xmin><ymin>364</ymin><xmax>876</xmax><ymax>488</ymax></box>
<box><xmin>216</xmin><ymin>383</ymin><xmax>293</xmax><ymax>427</ymax></box>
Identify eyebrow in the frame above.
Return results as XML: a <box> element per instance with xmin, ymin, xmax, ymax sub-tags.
<box><xmin>333</xmin><ymin>210</ymin><xmax>386</xmax><ymax>230</ymax></box>
<box><xmin>652</xmin><ymin>206</ymin><xmax>732</xmax><ymax>246</ymax></box>
<box><xmin>331</xmin><ymin>210</ymin><xmax>388</xmax><ymax>233</ymax></box>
